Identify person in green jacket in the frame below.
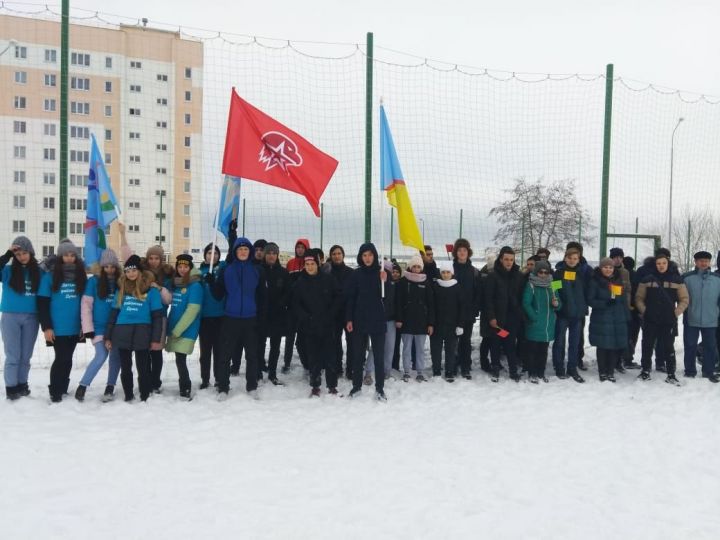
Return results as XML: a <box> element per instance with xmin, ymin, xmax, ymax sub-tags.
<box><xmin>522</xmin><ymin>261</ymin><xmax>561</xmax><ymax>383</ymax></box>
<box><xmin>166</xmin><ymin>254</ymin><xmax>203</xmax><ymax>399</ymax></box>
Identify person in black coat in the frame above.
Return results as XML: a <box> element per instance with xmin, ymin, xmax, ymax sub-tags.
<box><xmin>452</xmin><ymin>238</ymin><xmax>482</xmax><ymax>379</ymax></box>
<box><xmin>345</xmin><ymin>243</ymin><xmax>387</xmax><ymax>400</ymax></box>
<box><xmin>421</xmin><ymin>245</ymin><xmax>441</xmax><ymax>281</ymax></box>
<box><xmin>293</xmin><ymin>252</ymin><xmax>342</xmax><ymax>396</ymax></box>
<box><xmin>261</xmin><ymin>242</ymin><xmax>289</xmax><ymax>385</ymax></box>
<box><xmin>328</xmin><ymin>244</ymin><xmax>354</xmax><ymax>378</ymax></box>
<box><xmin>483</xmin><ymin>246</ymin><xmax>526</xmax><ymax>381</ymax></box>
<box><xmin>431</xmin><ymin>261</ymin><xmax>465</xmax><ymax>381</ymax></box>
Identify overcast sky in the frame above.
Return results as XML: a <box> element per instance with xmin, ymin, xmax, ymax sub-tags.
<box><xmin>73</xmin><ymin>0</ymin><xmax>720</xmax><ymax>95</ymax></box>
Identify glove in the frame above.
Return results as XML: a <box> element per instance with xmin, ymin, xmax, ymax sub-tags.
<box><xmin>84</xmin><ymin>332</ymin><xmax>95</xmax><ymax>340</ymax></box>
<box><xmin>204</xmin><ymin>273</ymin><xmax>215</xmax><ymax>285</ymax></box>
<box><xmin>455</xmin><ymin>327</ymin><xmax>464</xmax><ymax>336</ymax></box>
<box><xmin>229</xmin><ymin>219</ymin><xmax>238</xmax><ymax>233</ymax></box>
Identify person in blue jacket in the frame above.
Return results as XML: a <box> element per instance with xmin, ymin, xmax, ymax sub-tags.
<box><xmin>104</xmin><ymin>255</ymin><xmax>165</xmax><ymax>402</ymax></box>
<box><xmin>198</xmin><ymin>243</ymin><xmax>225</xmax><ymax>389</ymax></box>
<box><xmin>38</xmin><ymin>239</ymin><xmax>87</xmax><ymax>403</ymax></box>
<box><xmin>76</xmin><ymin>249</ymin><xmax>122</xmax><ymax>402</ymax></box>
<box><xmin>165</xmin><ymin>254</ymin><xmax>203</xmax><ymax>399</ymax></box>
<box><xmin>1</xmin><ymin>236</ymin><xmax>41</xmax><ymax>400</ymax></box>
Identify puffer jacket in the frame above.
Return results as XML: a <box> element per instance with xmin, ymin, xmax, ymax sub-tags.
<box><xmin>635</xmin><ymin>265</ymin><xmax>689</xmax><ymax>327</ymax></box>
<box><xmin>587</xmin><ymin>267</ymin><xmax>630</xmax><ymax>350</ymax></box>
<box><xmin>522</xmin><ymin>281</ymin><xmax>561</xmax><ymax>342</ymax></box>
<box><xmin>682</xmin><ymin>268</ymin><xmax>720</xmax><ymax>328</ymax></box>
<box><xmin>345</xmin><ymin>243</ymin><xmax>386</xmax><ymax>335</ymax></box>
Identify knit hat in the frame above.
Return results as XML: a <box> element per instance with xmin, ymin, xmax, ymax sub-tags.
<box><xmin>304</xmin><ymin>251</ymin><xmax>320</xmax><ymax>267</ymax></box>
<box><xmin>99</xmin><ymin>249</ymin><xmax>119</xmax><ymax>267</ymax></box>
<box><xmin>176</xmin><ymin>254</ymin><xmax>194</xmax><ymax>268</ymax></box>
<box><xmin>392</xmin><ymin>263</ymin><xmax>402</xmax><ymax>275</ymax></box>
<box><xmin>407</xmin><ymin>254</ymin><xmax>424</xmax><ymax>271</ymax></box>
<box><xmin>253</xmin><ymin>239</ymin><xmax>268</xmax><ymax>250</ymax></box>
<box><xmin>655</xmin><ymin>247</ymin><xmax>671</xmax><ymax>260</ymax></box>
<box><xmin>534</xmin><ymin>260</ymin><xmax>552</xmax><ymax>274</ymax></box>
<box><xmin>146</xmin><ymin>245</ymin><xmax>164</xmax><ymax>259</ymax></box>
<box><xmin>56</xmin><ymin>238</ymin><xmax>79</xmax><ymax>258</ymax></box>
<box><xmin>694</xmin><ymin>251</ymin><xmax>712</xmax><ymax>260</ymax></box>
<box><xmin>11</xmin><ymin>235</ymin><xmax>35</xmax><ymax>256</ymax></box>
<box><xmin>264</xmin><ymin>242</ymin><xmax>279</xmax><ymax>255</ymax></box>
<box><xmin>623</xmin><ymin>256</ymin><xmax>636</xmax><ymax>271</ymax></box>
<box><xmin>437</xmin><ymin>260</ymin><xmax>454</xmax><ymax>274</ymax></box>
<box><xmin>609</xmin><ymin>247</ymin><xmax>624</xmax><ymax>258</ymax></box>
<box><xmin>599</xmin><ymin>257</ymin><xmax>614</xmax><ymax>268</ymax></box>
<box><xmin>124</xmin><ymin>254</ymin><xmax>142</xmax><ymax>270</ymax></box>
<box><xmin>203</xmin><ymin>242</ymin><xmax>221</xmax><ymax>260</ymax></box>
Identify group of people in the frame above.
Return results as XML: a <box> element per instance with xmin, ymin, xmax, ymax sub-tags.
<box><xmin>2</xmin><ymin>220</ymin><xmax>720</xmax><ymax>403</ymax></box>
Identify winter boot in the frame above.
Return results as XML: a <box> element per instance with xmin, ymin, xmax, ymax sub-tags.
<box><xmin>638</xmin><ymin>371</ymin><xmax>651</xmax><ymax>381</ymax></box>
<box><xmin>75</xmin><ymin>385</ymin><xmax>86</xmax><ymax>402</ymax></box>
<box><xmin>363</xmin><ymin>374</ymin><xmax>373</xmax><ymax>386</ymax></box>
<box><xmin>101</xmin><ymin>385</ymin><xmax>115</xmax><ymax>403</ymax></box>
<box><xmin>348</xmin><ymin>387</ymin><xmax>362</xmax><ymax>399</ymax></box>
<box><xmin>375</xmin><ymin>390</ymin><xmax>387</xmax><ymax>402</ymax></box>
<box><xmin>310</xmin><ymin>387</ymin><xmax>321</xmax><ymax>398</ymax></box>
<box><xmin>199</xmin><ymin>380</ymin><xmax>210</xmax><ymax>390</ymax></box>
<box><xmin>17</xmin><ymin>383</ymin><xmax>30</xmax><ymax>397</ymax></box>
<box><xmin>569</xmin><ymin>372</ymin><xmax>585</xmax><ymax>383</ymax></box>
<box><xmin>5</xmin><ymin>386</ymin><xmax>20</xmax><ymax>400</ymax></box>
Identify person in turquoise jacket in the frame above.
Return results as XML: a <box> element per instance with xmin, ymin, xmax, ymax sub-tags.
<box><xmin>522</xmin><ymin>260</ymin><xmax>561</xmax><ymax>383</ymax></box>
<box><xmin>38</xmin><ymin>239</ymin><xmax>87</xmax><ymax>403</ymax></box>
<box><xmin>1</xmin><ymin>236</ymin><xmax>41</xmax><ymax>400</ymax></box>
<box><xmin>166</xmin><ymin>254</ymin><xmax>203</xmax><ymax>399</ymax></box>
<box><xmin>198</xmin><ymin>243</ymin><xmax>226</xmax><ymax>389</ymax></box>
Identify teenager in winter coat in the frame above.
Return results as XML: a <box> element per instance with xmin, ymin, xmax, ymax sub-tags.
<box><xmin>345</xmin><ymin>243</ymin><xmax>387</xmax><ymax>400</ymax></box>
<box><xmin>587</xmin><ymin>259</ymin><xmax>631</xmax><ymax>382</ymax></box>
<box><xmin>283</xmin><ymin>238</ymin><xmax>310</xmax><ymax>372</ymax></box>
<box><xmin>38</xmin><ymin>239</ymin><xmax>87</xmax><ymax>402</ymax></box>
<box><xmin>552</xmin><ymin>247</ymin><xmax>589</xmax><ymax>382</ymax></box>
<box><xmin>292</xmin><ymin>251</ymin><xmax>342</xmax><ymax>396</ymax></box>
<box><xmin>396</xmin><ymin>254</ymin><xmax>435</xmax><ymax>382</ymax></box>
<box><xmin>1</xmin><ymin>236</ymin><xmax>41</xmax><ymax>400</ymax></box>
<box><xmin>76</xmin><ymin>249</ymin><xmax>122</xmax><ymax>402</ymax></box>
<box><xmin>421</xmin><ymin>245</ymin><xmax>441</xmax><ymax>281</ymax></box>
<box><xmin>210</xmin><ymin>237</ymin><xmax>268</xmax><ymax>398</ymax></box>
<box><xmin>431</xmin><ymin>260</ymin><xmax>465</xmax><ymax>381</ymax></box>
<box><xmin>165</xmin><ymin>255</ymin><xmax>203</xmax><ymax>399</ymax></box>
<box><xmin>521</xmin><ymin>260</ymin><xmax>561</xmax><ymax>383</ymax></box>
<box><xmin>681</xmin><ymin>251</ymin><xmax>720</xmax><ymax>381</ymax></box>
<box><xmin>635</xmin><ymin>251</ymin><xmax>689</xmax><ymax>383</ymax></box>
<box><xmin>623</xmin><ymin>255</ymin><xmax>642</xmax><ymax>369</ymax></box>
<box><xmin>198</xmin><ymin>243</ymin><xmax>225</xmax><ymax>389</ymax></box>
<box><xmin>452</xmin><ymin>238</ymin><xmax>482</xmax><ymax>379</ymax></box>
<box><xmin>105</xmin><ymin>255</ymin><xmax>164</xmax><ymax>401</ymax></box>
<box><xmin>363</xmin><ymin>259</ymin><xmax>398</xmax><ymax>384</ymax></box>
<box><xmin>484</xmin><ymin>246</ymin><xmax>526</xmax><ymax>382</ymax></box>
<box><xmin>329</xmin><ymin>244</ymin><xmax>354</xmax><ymax>377</ymax></box>
<box><xmin>262</xmin><ymin>242</ymin><xmax>289</xmax><ymax>385</ymax></box>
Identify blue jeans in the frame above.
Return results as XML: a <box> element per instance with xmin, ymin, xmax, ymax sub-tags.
<box><xmin>80</xmin><ymin>340</ymin><xmax>121</xmax><ymax>387</ymax></box>
<box><xmin>683</xmin><ymin>325</ymin><xmax>719</xmax><ymax>377</ymax></box>
<box><xmin>366</xmin><ymin>320</ymin><xmax>396</xmax><ymax>375</ymax></box>
<box><xmin>2</xmin><ymin>312</ymin><xmax>39</xmax><ymax>387</ymax></box>
<box><xmin>552</xmin><ymin>317</ymin><xmax>581</xmax><ymax>375</ymax></box>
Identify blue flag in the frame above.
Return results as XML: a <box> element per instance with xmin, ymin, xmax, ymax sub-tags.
<box><xmin>85</xmin><ymin>134</ymin><xmax>120</xmax><ymax>266</ymax></box>
<box><xmin>216</xmin><ymin>176</ymin><xmax>241</xmax><ymax>240</ymax></box>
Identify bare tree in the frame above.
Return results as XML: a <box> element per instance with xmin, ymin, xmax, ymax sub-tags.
<box><xmin>489</xmin><ymin>177</ymin><xmax>593</xmax><ymax>260</ymax></box>
<box><xmin>670</xmin><ymin>208</ymin><xmax>720</xmax><ymax>273</ymax></box>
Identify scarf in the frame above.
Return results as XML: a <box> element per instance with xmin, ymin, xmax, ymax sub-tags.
<box><xmin>437</xmin><ymin>278</ymin><xmax>457</xmax><ymax>288</ymax></box>
<box><xmin>404</xmin><ymin>270</ymin><xmax>427</xmax><ymax>283</ymax></box>
<box><xmin>63</xmin><ymin>263</ymin><xmax>77</xmax><ymax>283</ymax></box>
<box><xmin>528</xmin><ymin>273</ymin><xmax>551</xmax><ymax>288</ymax></box>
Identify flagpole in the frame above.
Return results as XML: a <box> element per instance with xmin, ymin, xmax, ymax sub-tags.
<box><xmin>208</xmin><ymin>176</ymin><xmax>223</xmax><ymax>275</ymax></box>
<box><xmin>379</xmin><ymin>98</ymin><xmax>385</xmax><ymax>297</ymax></box>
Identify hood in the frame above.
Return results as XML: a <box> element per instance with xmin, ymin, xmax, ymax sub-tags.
<box><xmin>356</xmin><ymin>242</ymin><xmax>380</xmax><ymax>269</ymax></box>
<box><xmin>295</xmin><ymin>238</ymin><xmax>311</xmax><ymax>252</ymax></box>
<box><xmin>232</xmin><ymin>237</ymin><xmax>255</xmax><ymax>260</ymax></box>
<box><xmin>493</xmin><ymin>257</ymin><xmax>519</xmax><ymax>275</ymax></box>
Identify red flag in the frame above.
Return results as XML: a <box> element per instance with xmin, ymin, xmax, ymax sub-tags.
<box><xmin>221</xmin><ymin>89</ymin><xmax>339</xmax><ymax>216</ymax></box>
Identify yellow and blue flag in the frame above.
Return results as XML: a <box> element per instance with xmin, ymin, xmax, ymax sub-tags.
<box><xmin>85</xmin><ymin>134</ymin><xmax>119</xmax><ymax>266</ymax></box>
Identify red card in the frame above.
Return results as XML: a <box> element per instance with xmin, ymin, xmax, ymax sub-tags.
<box><xmin>497</xmin><ymin>328</ymin><xmax>509</xmax><ymax>338</ymax></box>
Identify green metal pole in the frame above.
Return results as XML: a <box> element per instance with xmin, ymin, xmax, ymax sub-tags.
<box><xmin>364</xmin><ymin>32</ymin><xmax>374</xmax><ymax>243</ymax></box>
<box><xmin>158</xmin><ymin>193</ymin><xmax>163</xmax><ymax>247</ymax></box>
<box><xmin>686</xmin><ymin>219</ymin><xmax>691</xmax><ymax>272</ymax></box>
<box><xmin>59</xmin><ymin>0</ymin><xmax>69</xmax><ymax>241</ymax></box>
<box><xmin>578</xmin><ymin>215</ymin><xmax>582</xmax><ymax>243</ymax></box>
<box><xmin>320</xmin><ymin>202</ymin><xmax>324</xmax><ymax>252</ymax></box>
<box><xmin>242</xmin><ymin>198</ymin><xmax>246</xmax><ymax>236</ymax></box>
<box><xmin>634</xmin><ymin>217</ymin><xmax>639</xmax><ymax>262</ymax></box>
<box><xmin>459</xmin><ymin>209</ymin><xmax>463</xmax><ymax>238</ymax></box>
<box><xmin>389</xmin><ymin>208</ymin><xmax>394</xmax><ymax>260</ymax></box>
<box><xmin>520</xmin><ymin>215</ymin><xmax>526</xmax><ymax>267</ymax></box>
<box><xmin>599</xmin><ymin>63</ymin><xmax>614</xmax><ymax>261</ymax></box>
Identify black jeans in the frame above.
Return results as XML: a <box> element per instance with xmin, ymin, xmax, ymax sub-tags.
<box><xmin>119</xmin><ymin>348</ymin><xmax>151</xmax><ymax>400</ymax></box>
<box><xmin>526</xmin><ymin>340</ymin><xmax>549</xmax><ymax>378</ymax></box>
<box><xmin>479</xmin><ymin>337</ymin><xmax>491</xmax><ymax>371</ymax></box>
<box><xmin>490</xmin><ymin>322</ymin><xmax>519</xmax><ymax>377</ymax></box>
<box><xmin>259</xmin><ymin>330</ymin><xmax>283</xmax><ymax>379</ymax></box>
<box><xmin>430</xmin><ymin>333</ymin><xmax>457</xmax><ymax>376</ymax></box>
<box><xmin>351</xmin><ymin>331</ymin><xmax>385</xmax><ymax>392</ymax></box>
<box><xmin>149</xmin><ymin>350</ymin><xmax>163</xmax><ymax>391</ymax></box>
<box><xmin>199</xmin><ymin>316</ymin><xmax>222</xmax><ymax>384</ymax></box>
<box><xmin>49</xmin><ymin>335</ymin><xmax>77</xmax><ymax>398</ymax></box>
<box><xmin>216</xmin><ymin>316</ymin><xmax>260</xmax><ymax>393</ymax></box>
<box><xmin>597</xmin><ymin>348</ymin><xmax>620</xmax><ymax>376</ymax></box>
<box><xmin>641</xmin><ymin>322</ymin><xmax>676</xmax><ymax>374</ymax></box>
<box><xmin>456</xmin><ymin>320</ymin><xmax>475</xmax><ymax>375</ymax></box>
<box><xmin>175</xmin><ymin>353</ymin><xmax>191</xmax><ymax>392</ymax></box>
<box><xmin>303</xmin><ymin>332</ymin><xmax>338</xmax><ymax>389</ymax></box>
<box><xmin>333</xmin><ymin>323</ymin><xmax>352</xmax><ymax>375</ymax></box>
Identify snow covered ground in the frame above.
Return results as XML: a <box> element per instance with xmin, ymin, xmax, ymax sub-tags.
<box><xmin>2</xmin><ymin>329</ymin><xmax>720</xmax><ymax>539</ymax></box>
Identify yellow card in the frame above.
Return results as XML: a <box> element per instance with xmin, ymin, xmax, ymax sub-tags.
<box><xmin>611</xmin><ymin>284</ymin><xmax>623</xmax><ymax>296</ymax></box>
<box><xmin>563</xmin><ymin>271</ymin><xmax>576</xmax><ymax>281</ymax></box>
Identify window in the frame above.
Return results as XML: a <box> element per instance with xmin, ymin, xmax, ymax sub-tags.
<box><xmin>14</xmin><ymin>171</ymin><xmax>26</xmax><ymax>183</ymax></box>
<box><xmin>184</xmin><ymin>159</ymin><xmax>191</xmax><ymax>170</ymax></box>
<box><xmin>14</xmin><ymin>96</ymin><xmax>26</xmax><ymax>109</ymax></box>
<box><xmin>13</xmin><ymin>121</ymin><xmax>27</xmax><ymax>134</ymax></box>
<box><xmin>70</xmin><ymin>77</ymin><xmax>90</xmax><ymax>91</ymax></box>
<box><xmin>44</xmin><ymin>123</ymin><xmax>56</xmax><ymax>136</ymax></box>
<box><xmin>43</xmin><ymin>148</ymin><xmax>56</xmax><ymax>161</ymax></box>
<box><xmin>45</xmin><ymin>49</ymin><xmax>57</xmax><ymax>63</ymax></box>
<box><xmin>184</xmin><ymin>90</ymin><xmax>192</xmax><ymax>102</ymax></box>
<box><xmin>184</xmin><ymin>181</ymin><xmax>191</xmax><ymax>193</ymax></box>
<box><xmin>15</xmin><ymin>46</ymin><xmax>27</xmax><ymax>59</ymax></box>
<box><xmin>105</xmin><ymin>129</ymin><xmax>112</xmax><ymax>141</ymax></box>
<box><xmin>70</xmin><ymin>126</ymin><xmax>90</xmax><ymax>139</ymax></box>
<box><xmin>157</xmin><ymin>74</ymin><xmax>168</xmax><ymax>82</ymax></box>
<box><xmin>184</xmin><ymin>67</ymin><xmax>192</xmax><ymax>79</ymax></box>
<box><xmin>130</xmin><ymin>61</ymin><xmax>142</xmax><ymax>69</ymax></box>
<box><xmin>71</xmin><ymin>52</ymin><xmax>90</xmax><ymax>66</ymax></box>
<box><xmin>105</xmin><ymin>153</ymin><xmax>112</xmax><ymax>165</ymax></box>
<box><xmin>129</xmin><ymin>225</ymin><xmax>140</xmax><ymax>232</ymax></box>
<box><xmin>70</xmin><ymin>223</ymin><xmax>84</xmax><ymax>234</ymax></box>
<box><xmin>129</xmin><ymin>108</ymin><xmax>141</xmax><ymax>116</ymax></box>
<box><xmin>183</xmin><ymin>204</ymin><xmax>190</xmax><ymax>216</ymax></box>
<box><xmin>44</xmin><ymin>173</ymin><xmax>56</xmax><ymax>185</ymax></box>
<box><xmin>44</xmin><ymin>98</ymin><xmax>56</xmax><ymax>112</ymax></box>
<box><xmin>70</xmin><ymin>174</ymin><xmax>88</xmax><ymax>187</ymax></box>
<box><xmin>130</xmin><ymin>84</ymin><xmax>142</xmax><ymax>93</ymax></box>
<box><xmin>128</xmin><ymin>201</ymin><xmax>140</xmax><ymax>209</ymax></box>
<box><xmin>156</xmin><ymin>167</ymin><xmax>167</xmax><ymax>174</ymax></box>
<box><xmin>156</xmin><ymin>144</ymin><xmax>167</xmax><ymax>151</ymax></box>
<box><xmin>155</xmin><ymin>213</ymin><xmax>166</xmax><ymax>219</ymax></box>
<box><xmin>43</xmin><ymin>197</ymin><xmax>55</xmax><ymax>209</ymax></box>
<box><xmin>42</xmin><ymin>246</ymin><xmax>54</xmax><ymax>257</ymax></box>
<box><xmin>13</xmin><ymin>221</ymin><xmax>26</xmax><ymax>233</ymax></box>
<box><xmin>70</xmin><ymin>199</ymin><xmax>87</xmax><ymax>211</ymax></box>
<box><xmin>183</xmin><ymin>227</ymin><xmax>190</xmax><ymax>239</ymax></box>
<box><xmin>104</xmin><ymin>105</ymin><xmax>112</xmax><ymax>117</ymax></box>
<box><xmin>104</xmin><ymin>81</ymin><xmax>112</xmax><ymax>92</ymax></box>
<box><xmin>156</xmin><ymin>121</ymin><xmax>167</xmax><ymax>128</ymax></box>
<box><xmin>184</xmin><ymin>136</ymin><xmax>191</xmax><ymax>147</ymax></box>
<box><xmin>14</xmin><ymin>71</ymin><xmax>27</xmax><ymax>84</ymax></box>
<box><xmin>43</xmin><ymin>222</ymin><xmax>55</xmax><ymax>234</ymax></box>
<box><xmin>128</xmin><ymin>178</ymin><xmax>141</xmax><ymax>186</ymax></box>
<box><xmin>43</xmin><ymin>73</ymin><xmax>56</xmax><ymax>87</ymax></box>
<box><xmin>13</xmin><ymin>196</ymin><xmax>26</xmax><ymax>209</ymax></box>
<box><xmin>155</xmin><ymin>236</ymin><xmax>166</xmax><ymax>242</ymax></box>
<box><xmin>70</xmin><ymin>101</ymin><xmax>90</xmax><ymax>115</ymax></box>
<box><xmin>14</xmin><ymin>146</ymin><xmax>26</xmax><ymax>159</ymax></box>
<box><xmin>70</xmin><ymin>150</ymin><xmax>89</xmax><ymax>163</ymax></box>
<box><xmin>184</xmin><ymin>113</ymin><xmax>191</xmax><ymax>125</ymax></box>
<box><xmin>129</xmin><ymin>132</ymin><xmax>141</xmax><ymax>140</ymax></box>
<box><xmin>130</xmin><ymin>155</ymin><xmax>141</xmax><ymax>163</ymax></box>
<box><xmin>105</xmin><ymin>56</ymin><xmax>112</xmax><ymax>68</ymax></box>
<box><xmin>156</xmin><ymin>98</ymin><xmax>168</xmax><ymax>106</ymax></box>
